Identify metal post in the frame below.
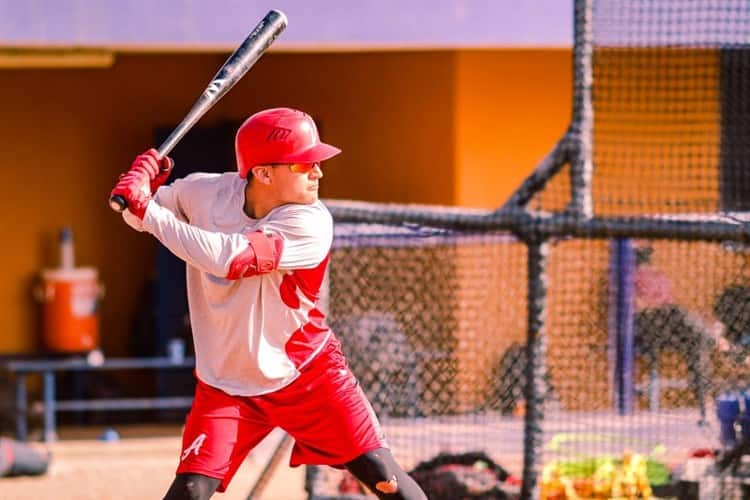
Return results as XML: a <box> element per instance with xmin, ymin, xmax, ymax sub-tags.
<box><xmin>520</xmin><ymin>239</ymin><xmax>550</xmax><ymax>500</ymax></box>
<box><xmin>246</xmin><ymin>433</ymin><xmax>293</xmax><ymax>499</ymax></box>
<box><xmin>15</xmin><ymin>375</ymin><xmax>27</xmax><ymax>441</ymax></box>
<box><xmin>609</xmin><ymin>238</ymin><xmax>636</xmax><ymax>415</ymax></box>
<box><xmin>569</xmin><ymin>0</ymin><xmax>594</xmax><ymax>217</ymax></box>
<box><xmin>43</xmin><ymin>371</ymin><xmax>57</xmax><ymax>442</ymax></box>
<box><xmin>496</xmin><ymin>138</ymin><xmax>571</xmax><ymax>213</ymax></box>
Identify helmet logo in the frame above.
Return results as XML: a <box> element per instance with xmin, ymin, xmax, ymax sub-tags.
<box><xmin>266</xmin><ymin>126</ymin><xmax>292</xmax><ymax>142</ymax></box>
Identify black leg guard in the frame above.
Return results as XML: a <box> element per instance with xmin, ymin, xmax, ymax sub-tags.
<box><xmin>345</xmin><ymin>448</ymin><xmax>427</xmax><ymax>500</ymax></box>
<box><xmin>162</xmin><ymin>473</ymin><xmax>221</xmax><ymax>500</ymax></box>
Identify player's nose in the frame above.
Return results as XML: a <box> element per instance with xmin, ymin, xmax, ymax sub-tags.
<box><xmin>310</xmin><ymin>164</ymin><xmax>323</xmax><ymax>179</ymax></box>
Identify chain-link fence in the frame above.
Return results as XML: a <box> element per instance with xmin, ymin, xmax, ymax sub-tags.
<box><xmin>304</xmin><ymin>0</ymin><xmax>750</xmax><ymax>498</ymax></box>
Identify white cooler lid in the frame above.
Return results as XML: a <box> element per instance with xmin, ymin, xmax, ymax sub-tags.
<box><xmin>41</xmin><ymin>267</ymin><xmax>98</xmax><ymax>281</ymax></box>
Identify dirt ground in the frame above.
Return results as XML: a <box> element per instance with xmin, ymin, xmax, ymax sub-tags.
<box><xmin>0</xmin><ymin>425</ymin><xmax>308</xmax><ymax>500</ymax></box>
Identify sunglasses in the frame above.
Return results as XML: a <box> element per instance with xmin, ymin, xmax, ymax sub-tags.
<box><xmin>270</xmin><ymin>162</ymin><xmax>320</xmax><ymax>174</ymax></box>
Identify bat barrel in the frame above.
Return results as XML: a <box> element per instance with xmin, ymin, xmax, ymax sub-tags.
<box><xmin>156</xmin><ymin>9</ymin><xmax>287</xmax><ymax>158</ymax></box>
<box><xmin>108</xmin><ymin>10</ymin><xmax>287</xmax><ymax>213</ymax></box>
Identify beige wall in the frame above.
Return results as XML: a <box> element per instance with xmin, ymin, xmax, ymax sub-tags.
<box><xmin>0</xmin><ymin>49</ymin><xmax>571</xmax><ymax>355</ymax></box>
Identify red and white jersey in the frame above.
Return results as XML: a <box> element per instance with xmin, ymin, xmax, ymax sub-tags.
<box><xmin>123</xmin><ymin>172</ymin><xmax>333</xmax><ymax>396</ymax></box>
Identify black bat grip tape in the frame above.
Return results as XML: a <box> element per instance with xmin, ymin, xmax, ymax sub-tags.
<box><xmin>109</xmin><ymin>194</ymin><xmax>127</xmax><ymax>212</ymax></box>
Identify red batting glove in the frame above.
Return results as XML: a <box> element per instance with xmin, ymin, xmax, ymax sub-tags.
<box><xmin>150</xmin><ymin>156</ymin><xmax>174</xmax><ymax>192</ymax></box>
<box><xmin>110</xmin><ymin>169</ymin><xmax>152</xmax><ymax>220</ymax></box>
<box><xmin>129</xmin><ymin>148</ymin><xmax>174</xmax><ymax>193</ymax></box>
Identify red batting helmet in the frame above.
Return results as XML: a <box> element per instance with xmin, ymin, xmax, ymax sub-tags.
<box><xmin>235</xmin><ymin>107</ymin><xmax>342</xmax><ymax>178</ymax></box>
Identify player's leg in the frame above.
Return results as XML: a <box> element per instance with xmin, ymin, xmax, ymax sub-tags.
<box><xmin>165</xmin><ymin>379</ymin><xmax>274</xmax><ymax>499</ymax></box>
<box><xmin>344</xmin><ymin>448</ymin><xmax>427</xmax><ymax>500</ymax></box>
<box><xmin>669</xmin><ymin>306</ymin><xmax>708</xmax><ymax>419</ymax></box>
<box><xmin>267</xmin><ymin>336</ymin><xmax>427</xmax><ymax>499</ymax></box>
<box><xmin>163</xmin><ymin>473</ymin><xmax>221</xmax><ymax>500</ymax></box>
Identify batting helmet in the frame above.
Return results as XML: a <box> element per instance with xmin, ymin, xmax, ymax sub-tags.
<box><xmin>235</xmin><ymin>107</ymin><xmax>342</xmax><ymax>178</ymax></box>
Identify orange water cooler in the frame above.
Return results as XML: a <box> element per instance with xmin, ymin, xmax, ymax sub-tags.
<box><xmin>38</xmin><ymin>267</ymin><xmax>102</xmax><ymax>352</ymax></box>
<box><xmin>36</xmin><ymin>227</ymin><xmax>103</xmax><ymax>353</ymax></box>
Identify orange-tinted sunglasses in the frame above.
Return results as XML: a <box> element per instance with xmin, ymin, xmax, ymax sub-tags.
<box><xmin>271</xmin><ymin>162</ymin><xmax>320</xmax><ymax>174</ymax></box>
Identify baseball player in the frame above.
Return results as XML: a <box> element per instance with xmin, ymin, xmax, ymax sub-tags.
<box><xmin>110</xmin><ymin>107</ymin><xmax>427</xmax><ymax>500</ymax></box>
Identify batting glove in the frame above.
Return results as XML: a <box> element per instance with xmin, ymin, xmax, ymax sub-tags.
<box><xmin>109</xmin><ymin>169</ymin><xmax>152</xmax><ymax>220</ymax></box>
<box><xmin>129</xmin><ymin>148</ymin><xmax>174</xmax><ymax>193</ymax></box>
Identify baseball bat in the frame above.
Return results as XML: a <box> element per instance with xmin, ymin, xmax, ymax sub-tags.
<box><xmin>109</xmin><ymin>9</ymin><xmax>287</xmax><ymax>212</ymax></box>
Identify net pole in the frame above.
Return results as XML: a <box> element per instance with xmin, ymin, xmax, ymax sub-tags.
<box><xmin>609</xmin><ymin>238</ymin><xmax>636</xmax><ymax>415</ymax></box>
<box><xmin>569</xmin><ymin>0</ymin><xmax>594</xmax><ymax>217</ymax></box>
<box><xmin>245</xmin><ymin>432</ymin><xmax>293</xmax><ymax>499</ymax></box>
<box><xmin>520</xmin><ymin>239</ymin><xmax>550</xmax><ymax>500</ymax></box>
<box><xmin>496</xmin><ymin>137</ymin><xmax>571</xmax><ymax>213</ymax></box>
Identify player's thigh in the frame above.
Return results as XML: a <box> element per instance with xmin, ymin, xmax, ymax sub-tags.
<box><xmin>178</xmin><ymin>380</ymin><xmax>273</xmax><ymax>490</ymax></box>
<box><xmin>271</xmin><ymin>343</ymin><xmax>385</xmax><ymax>466</ymax></box>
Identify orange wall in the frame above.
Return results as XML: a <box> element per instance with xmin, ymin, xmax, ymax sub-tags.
<box><xmin>254</xmin><ymin>52</ymin><xmax>457</xmax><ymax>205</ymax></box>
<box><xmin>0</xmin><ymin>49</ymin><xmax>568</xmax><ymax>355</ymax></box>
<box><xmin>592</xmin><ymin>48</ymin><xmax>721</xmax><ymax>215</ymax></box>
<box><xmin>455</xmin><ymin>50</ymin><xmax>573</xmax><ymax>208</ymax></box>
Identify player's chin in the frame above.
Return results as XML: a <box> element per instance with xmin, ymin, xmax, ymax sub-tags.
<box><xmin>303</xmin><ymin>190</ymin><xmax>319</xmax><ymax>203</ymax></box>
<box><xmin>294</xmin><ymin>195</ymin><xmax>318</xmax><ymax>205</ymax></box>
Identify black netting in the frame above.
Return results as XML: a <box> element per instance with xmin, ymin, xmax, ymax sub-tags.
<box><xmin>305</xmin><ymin>1</ymin><xmax>750</xmax><ymax>499</ymax></box>
<box><xmin>540</xmin><ymin>238</ymin><xmax>750</xmax><ymax>499</ymax></box>
<box><xmin>534</xmin><ymin>0</ymin><xmax>750</xmax><ymax>217</ymax></box>
<box><xmin>306</xmin><ymin>224</ymin><xmax>527</xmax><ymax>498</ymax></box>
<box><xmin>328</xmin><ymin>224</ymin><xmax>528</xmax><ymax>432</ymax></box>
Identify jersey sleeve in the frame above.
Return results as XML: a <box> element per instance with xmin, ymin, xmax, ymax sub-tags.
<box><xmin>153</xmin><ymin>177</ymin><xmax>191</xmax><ymax>222</ymax></box>
<box><xmin>121</xmin><ymin>209</ymin><xmax>147</xmax><ymax>231</ymax></box>
<box><xmin>140</xmin><ymin>202</ymin><xmax>251</xmax><ymax>278</ymax></box>
<box><xmin>119</xmin><ymin>175</ymin><xmax>192</xmax><ymax>233</ymax></box>
<box><xmin>259</xmin><ymin>204</ymin><xmax>333</xmax><ymax>270</ymax></box>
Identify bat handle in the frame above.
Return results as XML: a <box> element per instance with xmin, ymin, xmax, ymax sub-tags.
<box><xmin>109</xmin><ymin>194</ymin><xmax>128</xmax><ymax>212</ymax></box>
<box><xmin>109</xmin><ymin>148</ymin><xmax>170</xmax><ymax>213</ymax></box>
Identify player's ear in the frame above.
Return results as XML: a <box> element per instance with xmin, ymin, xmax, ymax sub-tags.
<box><xmin>251</xmin><ymin>165</ymin><xmax>273</xmax><ymax>185</ymax></box>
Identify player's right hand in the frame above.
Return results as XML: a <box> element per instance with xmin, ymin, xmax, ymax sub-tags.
<box><xmin>129</xmin><ymin>148</ymin><xmax>174</xmax><ymax>193</ymax></box>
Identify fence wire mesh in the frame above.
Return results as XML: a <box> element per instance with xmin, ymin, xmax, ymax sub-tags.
<box><xmin>540</xmin><ymin>238</ymin><xmax>750</xmax><ymax>499</ymax></box>
<box><xmin>307</xmin><ymin>0</ymin><xmax>750</xmax><ymax>498</ymax></box>
<box><xmin>534</xmin><ymin>0</ymin><xmax>750</xmax><ymax>217</ymax></box>
<box><xmin>307</xmin><ymin>225</ymin><xmax>529</xmax><ymax>499</ymax></box>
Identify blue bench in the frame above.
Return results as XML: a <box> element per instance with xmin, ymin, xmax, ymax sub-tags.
<box><xmin>0</xmin><ymin>356</ymin><xmax>195</xmax><ymax>442</ymax></box>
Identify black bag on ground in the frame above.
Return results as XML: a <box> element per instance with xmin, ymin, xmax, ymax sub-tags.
<box><xmin>408</xmin><ymin>451</ymin><xmax>516</xmax><ymax>499</ymax></box>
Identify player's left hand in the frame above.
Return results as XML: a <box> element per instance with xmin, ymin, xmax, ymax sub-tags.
<box><xmin>129</xmin><ymin>148</ymin><xmax>174</xmax><ymax>193</ymax></box>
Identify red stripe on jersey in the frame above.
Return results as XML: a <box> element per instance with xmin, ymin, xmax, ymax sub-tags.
<box><xmin>285</xmin><ymin>315</ymin><xmax>331</xmax><ymax>367</ymax></box>
<box><xmin>282</xmin><ymin>254</ymin><xmax>332</xmax><ymax>366</ymax></box>
<box><xmin>279</xmin><ymin>253</ymin><xmax>330</xmax><ymax>309</ymax></box>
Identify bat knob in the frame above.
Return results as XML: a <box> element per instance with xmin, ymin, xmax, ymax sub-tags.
<box><xmin>109</xmin><ymin>194</ymin><xmax>127</xmax><ymax>212</ymax></box>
